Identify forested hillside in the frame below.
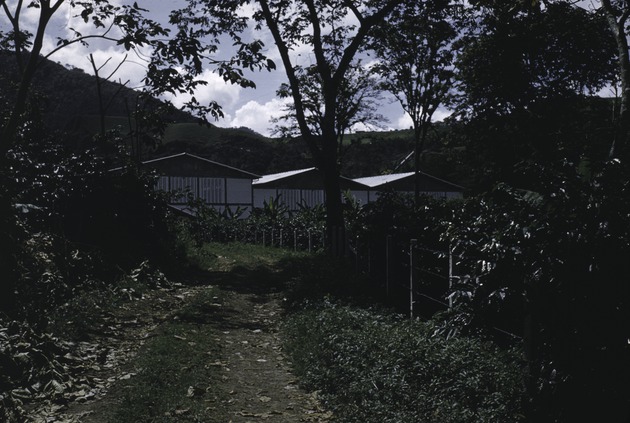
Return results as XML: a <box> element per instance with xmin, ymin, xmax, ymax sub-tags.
<box><xmin>0</xmin><ymin>52</ymin><xmax>465</xmax><ymax>180</ymax></box>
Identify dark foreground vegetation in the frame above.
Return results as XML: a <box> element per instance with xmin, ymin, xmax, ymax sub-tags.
<box><xmin>2</xmin><ymin>1</ymin><xmax>630</xmax><ymax>422</ymax></box>
<box><xmin>1</xmin><ymin>101</ymin><xmax>629</xmax><ymax>422</ymax></box>
<box><xmin>284</xmin><ymin>302</ymin><xmax>524</xmax><ymax>423</ymax></box>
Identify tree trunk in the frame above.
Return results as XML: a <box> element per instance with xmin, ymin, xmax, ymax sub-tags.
<box><xmin>317</xmin><ymin>123</ymin><xmax>345</xmax><ymax>257</ymax></box>
<box><xmin>414</xmin><ymin>121</ymin><xmax>430</xmax><ymax>204</ymax></box>
<box><xmin>602</xmin><ymin>1</ymin><xmax>630</xmax><ymax>159</ymax></box>
<box><xmin>0</xmin><ymin>4</ymin><xmax>55</xmax><ymax>153</ymax></box>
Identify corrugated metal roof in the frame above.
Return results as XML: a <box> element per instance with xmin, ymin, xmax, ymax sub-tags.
<box><xmin>143</xmin><ymin>152</ymin><xmax>260</xmax><ymax>178</ymax></box>
<box><xmin>353</xmin><ymin>171</ymin><xmax>465</xmax><ymax>191</ymax></box>
<box><xmin>353</xmin><ymin>172</ymin><xmax>414</xmax><ymax>188</ymax></box>
<box><xmin>253</xmin><ymin>167</ymin><xmax>317</xmax><ymax>185</ymax></box>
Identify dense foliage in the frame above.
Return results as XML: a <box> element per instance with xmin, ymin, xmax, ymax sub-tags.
<box><xmin>284</xmin><ymin>302</ymin><xmax>525</xmax><ymax>423</ymax></box>
<box><xmin>444</xmin><ymin>161</ymin><xmax>630</xmax><ymax>422</ymax></box>
<box><xmin>2</xmin><ymin>1</ymin><xmax>630</xmax><ymax>421</ymax></box>
<box><xmin>182</xmin><ymin>196</ymin><xmax>327</xmax><ymax>250</ymax></box>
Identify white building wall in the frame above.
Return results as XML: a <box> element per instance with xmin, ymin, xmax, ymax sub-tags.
<box><xmin>226</xmin><ymin>178</ymin><xmax>252</xmax><ymax>204</ymax></box>
<box><xmin>199</xmin><ymin>177</ymin><xmax>224</xmax><ymax>204</ymax></box>
<box><xmin>295</xmin><ymin>189</ymin><xmax>325</xmax><ymax>209</ymax></box>
<box><xmin>254</xmin><ymin>188</ymin><xmax>277</xmax><ymax>208</ymax></box>
<box><xmin>277</xmin><ymin>189</ymin><xmax>302</xmax><ymax>210</ymax></box>
<box><xmin>348</xmin><ymin>190</ymin><xmax>369</xmax><ymax>205</ymax></box>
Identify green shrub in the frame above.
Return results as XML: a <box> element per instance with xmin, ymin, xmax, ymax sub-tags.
<box><xmin>283</xmin><ymin>302</ymin><xmax>525</xmax><ymax>423</ymax></box>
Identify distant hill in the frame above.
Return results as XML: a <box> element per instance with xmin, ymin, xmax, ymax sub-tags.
<box><xmin>0</xmin><ymin>51</ymin><xmax>194</xmax><ymax>129</ymax></box>
<box><xmin>0</xmin><ymin>50</ymin><xmax>468</xmax><ymax>184</ymax></box>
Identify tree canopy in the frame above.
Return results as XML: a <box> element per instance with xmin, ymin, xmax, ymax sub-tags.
<box><xmin>154</xmin><ymin>0</ymin><xmax>401</xmax><ymax>252</ymax></box>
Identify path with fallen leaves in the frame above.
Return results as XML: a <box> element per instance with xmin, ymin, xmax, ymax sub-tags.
<box><xmin>211</xmin><ymin>275</ymin><xmax>332</xmax><ymax>422</ymax></box>
<box><xmin>26</xmin><ymin>254</ymin><xmax>332</xmax><ymax>423</ymax></box>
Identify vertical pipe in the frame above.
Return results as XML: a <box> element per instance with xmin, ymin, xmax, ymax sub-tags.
<box><xmin>410</xmin><ymin>239</ymin><xmax>417</xmax><ymax>319</ymax></box>
<box><xmin>449</xmin><ymin>242</ymin><xmax>454</xmax><ymax>309</ymax></box>
<box><xmin>386</xmin><ymin>235</ymin><xmax>391</xmax><ymax>299</ymax></box>
<box><xmin>308</xmin><ymin>230</ymin><xmax>312</xmax><ymax>253</ymax></box>
<box><xmin>355</xmin><ymin>235</ymin><xmax>359</xmax><ymax>273</ymax></box>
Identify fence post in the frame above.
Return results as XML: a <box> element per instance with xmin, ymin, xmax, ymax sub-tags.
<box><xmin>280</xmin><ymin>229</ymin><xmax>284</xmax><ymax>248</ymax></box>
<box><xmin>308</xmin><ymin>230</ymin><xmax>312</xmax><ymax>252</ymax></box>
<box><xmin>294</xmin><ymin>230</ymin><xmax>297</xmax><ymax>251</ymax></box>
<box><xmin>355</xmin><ymin>235</ymin><xmax>360</xmax><ymax>273</ymax></box>
<box><xmin>263</xmin><ymin>231</ymin><xmax>266</xmax><ymax>247</ymax></box>
<box><xmin>410</xmin><ymin>239</ymin><xmax>417</xmax><ymax>319</ymax></box>
<box><xmin>448</xmin><ymin>242</ymin><xmax>454</xmax><ymax>309</ymax></box>
<box><xmin>386</xmin><ymin>235</ymin><xmax>392</xmax><ymax>299</ymax></box>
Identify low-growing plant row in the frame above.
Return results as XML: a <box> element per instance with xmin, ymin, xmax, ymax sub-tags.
<box><xmin>283</xmin><ymin>301</ymin><xmax>525</xmax><ymax>423</ymax></box>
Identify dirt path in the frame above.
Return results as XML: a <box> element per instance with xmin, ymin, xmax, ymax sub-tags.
<box><xmin>28</xmin><ymin>258</ymin><xmax>332</xmax><ymax>423</ymax></box>
<box><xmin>212</xmin><ymin>284</ymin><xmax>332</xmax><ymax>422</ymax></box>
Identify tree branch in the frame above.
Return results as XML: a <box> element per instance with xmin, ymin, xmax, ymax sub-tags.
<box><xmin>257</xmin><ymin>0</ymin><xmax>322</xmax><ymax>158</ymax></box>
<box><xmin>332</xmin><ymin>0</ymin><xmax>399</xmax><ymax>86</ymax></box>
<box><xmin>304</xmin><ymin>0</ymin><xmax>332</xmax><ymax>85</ymax></box>
<box><xmin>344</xmin><ymin>0</ymin><xmax>364</xmax><ymax>25</ymax></box>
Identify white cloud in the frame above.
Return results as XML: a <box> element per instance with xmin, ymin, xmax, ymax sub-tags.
<box><xmin>432</xmin><ymin>108</ymin><xmax>453</xmax><ymax>122</ymax></box>
<box><xmin>160</xmin><ymin>69</ymin><xmax>243</xmax><ymax>119</ymax></box>
<box><xmin>391</xmin><ymin>107</ymin><xmax>453</xmax><ymax>131</ymax></box>
<box><xmin>394</xmin><ymin>113</ymin><xmax>413</xmax><ymax>130</ymax></box>
<box><xmin>219</xmin><ymin>98</ymin><xmax>290</xmax><ymax>136</ymax></box>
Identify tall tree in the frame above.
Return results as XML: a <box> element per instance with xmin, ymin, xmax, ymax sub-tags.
<box><xmin>371</xmin><ymin>0</ymin><xmax>458</xmax><ymax>203</ymax></box>
<box><xmin>599</xmin><ymin>0</ymin><xmax>630</xmax><ymax>158</ymax></box>
<box><xmin>453</xmin><ymin>1</ymin><xmax>616</xmax><ymax>186</ymax></box>
<box><xmin>161</xmin><ymin>0</ymin><xmax>401</xmax><ymax>254</ymax></box>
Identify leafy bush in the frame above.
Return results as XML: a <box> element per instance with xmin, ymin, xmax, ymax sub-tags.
<box><xmin>444</xmin><ymin>159</ymin><xmax>630</xmax><ymax>421</ymax></box>
<box><xmin>182</xmin><ymin>194</ymin><xmax>327</xmax><ymax>250</ymax></box>
<box><xmin>283</xmin><ymin>302</ymin><xmax>525</xmax><ymax>423</ymax></box>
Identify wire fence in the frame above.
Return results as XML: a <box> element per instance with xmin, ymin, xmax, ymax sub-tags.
<box><xmin>348</xmin><ymin>233</ymin><xmax>456</xmax><ymax>320</ymax></box>
<box><xmin>202</xmin><ymin>222</ymin><xmax>520</xmax><ymax>340</ymax></box>
<box><xmin>203</xmin><ymin>225</ymin><xmax>327</xmax><ymax>253</ymax></box>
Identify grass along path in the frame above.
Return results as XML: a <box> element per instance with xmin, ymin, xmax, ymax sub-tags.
<box><xmin>40</xmin><ymin>243</ymin><xmax>331</xmax><ymax>423</ymax></box>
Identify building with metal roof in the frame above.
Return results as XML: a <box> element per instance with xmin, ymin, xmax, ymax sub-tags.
<box><xmin>253</xmin><ymin>168</ymin><xmax>369</xmax><ymax>211</ymax></box>
<box><xmin>143</xmin><ymin>152</ymin><xmax>260</xmax><ymax>217</ymax></box>
<box><xmin>353</xmin><ymin>171</ymin><xmax>464</xmax><ymax>201</ymax></box>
